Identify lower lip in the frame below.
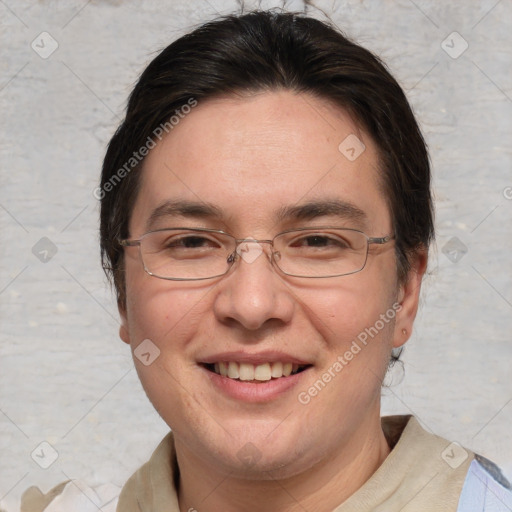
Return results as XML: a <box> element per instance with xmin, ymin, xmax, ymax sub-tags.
<box><xmin>202</xmin><ymin>366</ymin><xmax>311</xmax><ymax>402</ymax></box>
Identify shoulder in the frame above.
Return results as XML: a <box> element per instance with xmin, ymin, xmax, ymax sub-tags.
<box><xmin>20</xmin><ymin>480</ymin><xmax>120</xmax><ymax>512</ymax></box>
<box><xmin>457</xmin><ymin>456</ymin><xmax>512</xmax><ymax>512</ymax></box>
<box><xmin>116</xmin><ymin>431</ymin><xmax>180</xmax><ymax>511</ymax></box>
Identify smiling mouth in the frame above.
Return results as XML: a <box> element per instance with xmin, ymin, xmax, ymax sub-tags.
<box><xmin>202</xmin><ymin>361</ymin><xmax>311</xmax><ymax>382</ymax></box>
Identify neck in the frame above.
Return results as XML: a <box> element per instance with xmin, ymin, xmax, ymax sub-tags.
<box><xmin>176</xmin><ymin>413</ymin><xmax>391</xmax><ymax>512</ymax></box>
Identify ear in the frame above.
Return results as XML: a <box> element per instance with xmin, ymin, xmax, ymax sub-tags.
<box><xmin>118</xmin><ymin>299</ymin><xmax>131</xmax><ymax>345</ymax></box>
<box><xmin>393</xmin><ymin>247</ymin><xmax>428</xmax><ymax>348</ymax></box>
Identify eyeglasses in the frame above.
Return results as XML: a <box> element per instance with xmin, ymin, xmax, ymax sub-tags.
<box><xmin>119</xmin><ymin>227</ymin><xmax>394</xmax><ymax>281</ymax></box>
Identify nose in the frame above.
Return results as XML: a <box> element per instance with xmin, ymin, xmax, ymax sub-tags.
<box><xmin>212</xmin><ymin>240</ymin><xmax>294</xmax><ymax>331</ymax></box>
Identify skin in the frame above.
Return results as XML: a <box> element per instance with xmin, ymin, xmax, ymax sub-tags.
<box><xmin>119</xmin><ymin>90</ymin><xmax>427</xmax><ymax>512</ymax></box>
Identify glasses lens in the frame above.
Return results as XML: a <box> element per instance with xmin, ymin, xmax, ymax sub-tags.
<box><xmin>140</xmin><ymin>229</ymin><xmax>234</xmax><ymax>280</ymax></box>
<box><xmin>274</xmin><ymin>228</ymin><xmax>368</xmax><ymax>277</ymax></box>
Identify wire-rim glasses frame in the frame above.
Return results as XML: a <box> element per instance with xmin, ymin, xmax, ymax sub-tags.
<box><xmin>118</xmin><ymin>226</ymin><xmax>395</xmax><ymax>281</ymax></box>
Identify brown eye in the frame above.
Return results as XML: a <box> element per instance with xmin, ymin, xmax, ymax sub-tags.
<box><xmin>166</xmin><ymin>235</ymin><xmax>219</xmax><ymax>249</ymax></box>
<box><xmin>291</xmin><ymin>234</ymin><xmax>351</xmax><ymax>249</ymax></box>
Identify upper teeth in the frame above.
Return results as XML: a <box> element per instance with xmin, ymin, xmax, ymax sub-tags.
<box><xmin>212</xmin><ymin>362</ymin><xmax>303</xmax><ymax>381</ymax></box>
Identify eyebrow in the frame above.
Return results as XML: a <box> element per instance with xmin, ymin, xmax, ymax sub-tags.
<box><xmin>145</xmin><ymin>200</ymin><xmax>224</xmax><ymax>231</ymax></box>
<box><xmin>145</xmin><ymin>198</ymin><xmax>367</xmax><ymax>232</ymax></box>
<box><xmin>275</xmin><ymin>199</ymin><xmax>367</xmax><ymax>225</ymax></box>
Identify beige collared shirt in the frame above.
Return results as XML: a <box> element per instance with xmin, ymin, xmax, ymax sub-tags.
<box><xmin>115</xmin><ymin>415</ymin><xmax>473</xmax><ymax>511</ymax></box>
<box><xmin>21</xmin><ymin>415</ymin><xmax>474</xmax><ymax>512</ymax></box>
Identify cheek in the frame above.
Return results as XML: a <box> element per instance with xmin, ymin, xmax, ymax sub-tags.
<box><xmin>295</xmin><ymin>285</ymin><xmax>398</xmax><ymax>421</ymax></box>
<box><xmin>297</xmin><ymin>274</ymin><xmax>397</xmax><ymax>347</ymax></box>
<box><xmin>124</xmin><ymin>269</ymin><xmax>205</xmax><ymax>344</ymax></box>
<box><xmin>123</xmin><ymin>276</ymin><xmax>212</xmax><ymax>427</ymax></box>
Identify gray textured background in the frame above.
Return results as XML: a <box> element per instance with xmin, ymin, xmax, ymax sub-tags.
<box><xmin>1</xmin><ymin>1</ymin><xmax>511</xmax><ymax>510</ymax></box>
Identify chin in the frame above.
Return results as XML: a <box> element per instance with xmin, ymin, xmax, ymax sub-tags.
<box><xmin>202</xmin><ymin>427</ymin><xmax>317</xmax><ymax>480</ymax></box>
<box><xmin>218</xmin><ymin>449</ymin><xmax>309</xmax><ymax>480</ymax></box>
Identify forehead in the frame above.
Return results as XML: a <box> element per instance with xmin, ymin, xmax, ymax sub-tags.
<box><xmin>130</xmin><ymin>91</ymin><xmax>390</xmax><ymax>236</ymax></box>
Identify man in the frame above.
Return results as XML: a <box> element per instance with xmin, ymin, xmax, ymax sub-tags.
<box><xmin>21</xmin><ymin>9</ymin><xmax>511</xmax><ymax>512</ymax></box>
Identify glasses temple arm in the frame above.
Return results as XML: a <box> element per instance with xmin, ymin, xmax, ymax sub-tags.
<box><xmin>367</xmin><ymin>235</ymin><xmax>394</xmax><ymax>245</ymax></box>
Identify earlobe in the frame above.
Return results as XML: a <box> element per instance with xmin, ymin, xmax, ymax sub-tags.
<box><xmin>393</xmin><ymin>248</ymin><xmax>428</xmax><ymax>348</ymax></box>
<box><xmin>118</xmin><ymin>301</ymin><xmax>131</xmax><ymax>345</ymax></box>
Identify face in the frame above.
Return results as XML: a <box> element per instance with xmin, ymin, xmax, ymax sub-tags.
<box><xmin>119</xmin><ymin>90</ymin><xmax>424</xmax><ymax>479</ymax></box>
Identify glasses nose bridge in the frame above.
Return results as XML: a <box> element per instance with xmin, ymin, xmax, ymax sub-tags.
<box><xmin>230</xmin><ymin>237</ymin><xmax>278</xmax><ymax>267</ymax></box>
<box><xmin>235</xmin><ymin>237</ymin><xmax>274</xmax><ymax>248</ymax></box>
